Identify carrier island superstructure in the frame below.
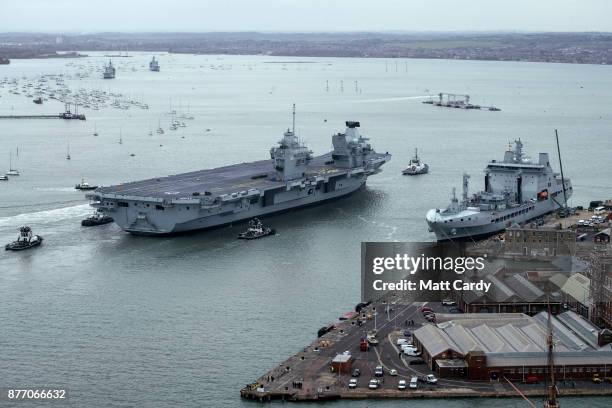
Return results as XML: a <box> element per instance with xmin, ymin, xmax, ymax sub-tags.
<box><xmin>426</xmin><ymin>140</ymin><xmax>572</xmax><ymax>241</ymax></box>
<box><xmin>87</xmin><ymin>121</ymin><xmax>390</xmax><ymax>235</ymax></box>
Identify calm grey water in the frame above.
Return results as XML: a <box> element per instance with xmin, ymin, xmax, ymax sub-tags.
<box><xmin>1</xmin><ymin>53</ymin><xmax>611</xmax><ymax>407</ymax></box>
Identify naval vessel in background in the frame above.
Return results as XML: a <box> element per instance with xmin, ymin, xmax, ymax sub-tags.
<box><xmin>103</xmin><ymin>61</ymin><xmax>116</xmax><ymax>79</ymax></box>
<box><xmin>426</xmin><ymin>139</ymin><xmax>572</xmax><ymax>241</ymax></box>
<box><xmin>87</xmin><ymin>116</ymin><xmax>390</xmax><ymax>235</ymax></box>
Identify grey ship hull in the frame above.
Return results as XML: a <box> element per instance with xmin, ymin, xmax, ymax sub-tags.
<box><xmin>426</xmin><ymin>194</ymin><xmax>569</xmax><ymax>241</ymax></box>
<box><xmin>88</xmin><ymin>152</ymin><xmax>390</xmax><ymax>235</ymax></box>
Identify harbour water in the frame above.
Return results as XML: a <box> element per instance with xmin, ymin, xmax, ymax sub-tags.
<box><xmin>1</xmin><ymin>53</ymin><xmax>611</xmax><ymax>407</ymax></box>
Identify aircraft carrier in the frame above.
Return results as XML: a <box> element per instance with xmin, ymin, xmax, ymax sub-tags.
<box><xmin>87</xmin><ymin>120</ymin><xmax>390</xmax><ymax>235</ymax></box>
<box><xmin>426</xmin><ymin>139</ymin><xmax>572</xmax><ymax>241</ymax></box>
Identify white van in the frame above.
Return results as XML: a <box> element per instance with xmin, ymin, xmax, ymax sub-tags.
<box><xmin>409</xmin><ymin>376</ymin><xmax>418</xmax><ymax>389</ymax></box>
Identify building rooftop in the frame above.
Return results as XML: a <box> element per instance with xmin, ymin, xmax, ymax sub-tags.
<box><xmin>415</xmin><ymin>311</ymin><xmax>608</xmax><ymax>361</ymax></box>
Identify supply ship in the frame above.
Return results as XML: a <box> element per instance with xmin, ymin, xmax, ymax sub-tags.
<box><xmin>426</xmin><ymin>139</ymin><xmax>572</xmax><ymax>241</ymax></box>
<box><xmin>87</xmin><ymin>119</ymin><xmax>390</xmax><ymax>235</ymax></box>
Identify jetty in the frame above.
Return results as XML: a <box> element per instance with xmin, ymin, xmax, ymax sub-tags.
<box><xmin>0</xmin><ymin>104</ymin><xmax>86</xmax><ymax>120</ymax></box>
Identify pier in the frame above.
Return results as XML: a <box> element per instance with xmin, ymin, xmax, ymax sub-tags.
<box><xmin>0</xmin><ymin>105</ymin><xmax>86</xmax><ymax>120</ymax></box>
<box><xmin>0</xmin><ymin>114</ymin><xmax>86</xmax><ymax>120</ymax></box>
<box><xmin>241</xmin><ymin>295</ymin><xmax>612</xmax><ymax>402</ymax></box>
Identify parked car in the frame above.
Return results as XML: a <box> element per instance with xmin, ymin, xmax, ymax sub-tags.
<box><xmin>403</xmin><ymin>329</ymin><xmax>412</xmax><ymax>337</ymax></box>
<box><xmin>592</xmin><ymin>374</ymin><xmax>602</xmax><ymax>384</ymax></box>
<box><xmin>348</xmin><ymin>378</ymin><xmax>358</xmax><ymax>389</ymax></box>
<box><xmin>442</xmin><ymin>299</ymin><xmax>456</xmax><ymax>306</ymax></box>
<box><xmin>524</xmin><ymin>375</ymin><xmax>539</xmax><ymax>384</ymax></box>
<box><xmin>409</xmin><ymin>358</ymin><xmax>426</xmax><ymax>365</ymax></box>
<box><xmin>401</xmin><ymin>344</ymin><xmax>417</xmax><ymax>352</ymax></box>
<box><xmin>352</xmin><ymin>368</ymin><xmax>361</xmax><ymax>377</ymax></box>
<box><xmin>389</xmin><ymin>369</ymin><xmax>398</xmax><ymax>376</ymax></box>
<box><xmin>404</xmin><ymin>349</ymin><xmax>421</xmax><ymax>357</ymax></box>
<box><xmin>398</xmin><ymin>379</ymin><xmax>407</xmax><ymax>390</ymax></box>
<box><xmin>368</xmin><ymin>379</ymin><xmax>379</xmax><ymax>389</ymax></box>
<box><xmin>425</xmin><ymin>314</ymin><xmax>436</xmax><ymax>322</ymax></box>
<box><xmin>449</xmin><ymin>307</ymin><xmax>463</xmax><ymax>314</ymax></box>
<box><xmin>374</xmin><ymin>366</ymin><xmax>384</xmax><ymax>377</ymax></box>
<box><xmin>409</xmin><ymin>376</ymin><xmax>418</xmax><ymax>389</ymax></box>
<box><xmin>420</xmin><ymin>306</ymin><xmax>433</xmax><ymax>314</ymax></box>
<box><xmin>396</xmin><ymin>338</ymin><xmax>411</xmax><ymax>346</ymax></box>
<box><xmin>424</xmin><ymin>374</ymin><xmax>438</xmax><ymax>384</ymax></box>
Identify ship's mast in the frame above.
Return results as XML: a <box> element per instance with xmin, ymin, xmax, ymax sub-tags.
<box><xmin>544</xmin><ymin>299</ymin><xmax>559</xmax><ymax>408</ymax></box>
<box><xmin>292</xmin><ymin>103</ymin><xmax>296</xmax><ymax>135</ymax></box>
<box><xmin>555</xmin><ymin>129</ymin><xmax>568</xmax><ymax>209</ymax></box>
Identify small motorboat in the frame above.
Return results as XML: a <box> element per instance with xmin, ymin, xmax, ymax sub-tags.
<box><xmin>402</xmin><ymin>148</ymin><xmax>429</xmax><ymax>175</ymax></box>
<box><xmin>0</xmin><ymin>175</ymin><xmax>8</xmax><ymax>181</ymax></box>
<box><xmin>81</xmin><ymin>212</ymin><xmax>113</xmax><ymax>227</ymax></box>
<box><xmin>75</xmin><ymin>177</ymin><xmax>98</xmax><ymax>190</ymax></box>
<box><xmin>5</xmin><ymin>226</ymin><xmax>43</xmax><ymax>251</ymax></box>
<box><xmin>237</xmin><ymin>218</ymin><xmax>275</xmax><ymax>240</ymax></box>
<box><xmin>33</xmin><ymin>97</ymin><xmax>43</xmax><ymax>104</ymax></box>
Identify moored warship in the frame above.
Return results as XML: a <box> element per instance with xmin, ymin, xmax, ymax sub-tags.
<box><xmin>87</xmin><ymin>116</ymin><xmax>390</xmax><ymax>235</ymax></box>
<box><xmin>103</xmin><ymin>61</ymin><xmax>115</xmax><ymax>79</ymax></box>
<box><xmin>426</xmin><ymin>139</ymin><xmax>572</xmax><ymax>241</ymax></box>
<box><xmin>149</xmin><ymin>56</ymin><xmax>160</xmax><ymax>72</ymax></box>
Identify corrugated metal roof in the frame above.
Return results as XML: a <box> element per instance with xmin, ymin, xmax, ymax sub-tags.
<box><xmin>485</xmin><ymin>275</ymin><xmax>517</xmax><ymax>302</ymax></box>
<box><xmin>504</xmin><ymin>274</ymin><xmax>545</xmax><ymax>302</ymax></box>
<box><xmin>413</xmin><ymin>324</ymin><xmax>463</xmax><ymax>358</ymax></box>
<box><xmin>560</xmin><ymin>273</ymin><xmax>591</xmax><ymax>306</ymax></box>
<box><xmin>556</xmin><ymin>310</ymin><xmax>600</xmax><ymax>349</ymax></box>
<box><xmin>415</xmin><ymin>312</ymin><xmax>606</xmax><ymax>362</ymax></box>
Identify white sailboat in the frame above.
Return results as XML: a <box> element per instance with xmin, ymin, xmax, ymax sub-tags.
<box><xmin>6</xmin><ymin>150</ymin><xmax>20</xmax><ymax>176</ymax></box>
<box><xmin>66</xmin><ymin>142</ymin><xmax>71</xmax><ymax>160</ymax></box>
<box><xmin>156</xmin><ymin>118</ymin><xmax>164</xmax><ymax>134</ymax></box>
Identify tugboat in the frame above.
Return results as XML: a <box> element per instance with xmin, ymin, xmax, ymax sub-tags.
<box><xmin>402</xmin><ymin>148</ymin><xmax>429</xmax><ymax>175</ymax></box>
<box><xmin>237</xmin><ymin>218</ymin><xmax>275</xmax><ymax>240</ymax></box>
<box><xmin>81</xmin><ymin>211</ymin><xmax>113</xmax><ymax>227</ymax></box>
<box><xmin>75</xmin><ymin>177</ymin><xmax>98</xmax><ymax>190</ymax></box>
<box><xmin>5</xmin><ymin>226</ymin><xmax>43</xmax><ymax>251</ymax></box>
<box><xmin>33</xmin><ymin>97</ymin><xmax>43</xmax><ymax>104</ymax></box>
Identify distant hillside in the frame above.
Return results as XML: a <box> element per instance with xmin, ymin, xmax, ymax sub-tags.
<box><xmin>1</xmin><ymin>32</ymin><xmax>611</xmax><ymax>65</ymax></box>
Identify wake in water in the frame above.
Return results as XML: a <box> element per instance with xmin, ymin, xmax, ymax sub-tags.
<box><xmin>0</xmin><ymin>204</ymin><xmax>92</xmax><ymax>228</ymax></box>
<box><xmin>302</xmin><ymin>95</ymin><xmax>430</xmax><ymax>106</ymax></box>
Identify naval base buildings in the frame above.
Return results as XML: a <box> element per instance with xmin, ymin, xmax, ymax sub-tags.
<box><xmin>413</xmin><ymin>312</ymin><xmax>612</xmax><ymax>381</ymax></box>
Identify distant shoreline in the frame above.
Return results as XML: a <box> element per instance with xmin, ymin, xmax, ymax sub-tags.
<box><xmin>1</xmin><ymin>32</ymin><xmax>611</xmax><ymax>65</ymax></box>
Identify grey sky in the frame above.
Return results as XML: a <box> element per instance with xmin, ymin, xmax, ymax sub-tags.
<box><xmin>1</xmin><ymin>0</ymin><xmax>611</xmax><ymax>32</ymax></box>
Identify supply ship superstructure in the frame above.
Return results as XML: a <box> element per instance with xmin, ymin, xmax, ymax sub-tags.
<box><xmin>426</xmin><ymin>140</ymin><xmax>572</xmax><ymax>241</ymax></box>
<box><xmin>87</xmin><ymin>121</ymin><xmax>390</xmax><ymax>235</ymax></box>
